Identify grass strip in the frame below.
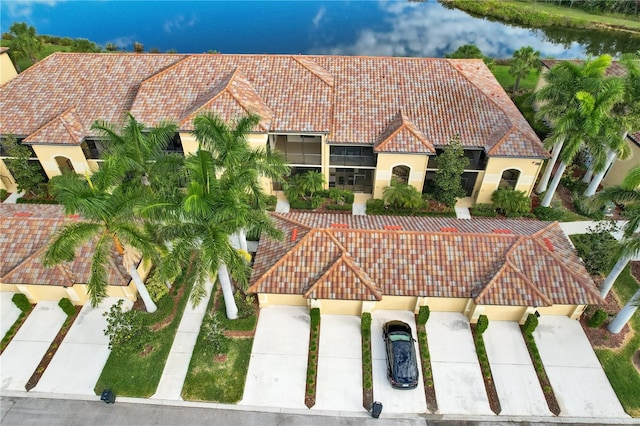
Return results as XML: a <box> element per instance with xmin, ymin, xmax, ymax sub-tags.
<box><xmin>0</xmin><ymin>305</ymin><xmax>34</xmax><ymax>355</ymax></box>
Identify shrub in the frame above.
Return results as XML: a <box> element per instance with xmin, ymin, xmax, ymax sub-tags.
<box><xmin>470</xmin><ymin>203</ymin><xmax>497</xmax><ymax>217</ymax></box>
<box><xmin>325</xmin><ymin>203</ymin><xmax>352</xmax><ymax>211</ymax></box>
<box><xmin>310</xmin><ymin>307</ymin><xmax>320</xmax><ymax>328</ymax></box>
<box><xmin>570</xmin><ymin>224</ymin><xmax>618</xmax><ymax>275</ymax></box>
<box><xmin>289</xmin><ymin>199</ymin><xmax>313</xmax><ymax>210</ymax></box>
<box><xmin>329</xmin><ymin>188</ymin><xmax>354</xmax><ymax>204</ymax></box>
<box><xmin>366</xmin><ymin>198</ymin><xmax>386</xmax><ymax>214</ymax></box>
<box><xmin>574</xmin><ymin>195</ymin><xmax>604</xmax><ymax>220</ymax></box>
<box><xmin>103</xmin><ymin>299</ymin><xmax>152</xmax><ymax>355</ymax></box>
<box><xmin>361</xmin><ymin>312</ymin><xmax>372</xmax><ymax>333</ymax></box>
<box><xmin>588</xmin><ymin>309</ymin><xmax>608</xmax><ymax>328</ymax></box>
<box><xmin>201</xmin><ymin>312</ymin><xmax>229</xmax><ymax>355</ymax></box>
<box><xmin>12</xmin><ymin>293</ymin><xmax>31</xmax><ymax>312</ymax></box>
<box><xmin>476</xmin><ymin>315</ymin><xmax>489</xmax><ymax>335</ymax></box>
<box><xmin>235</xmin><ymin>293</ymin><xmax>256</xmax><ymax>319</ymax></box>
<box><xmin>491</xmin><ymin>188</ymin><xmax>530</xmax><ymax>217</ymax></box>
<box><xmin>265</xmin><ymin>195</ymin><xmax>277</xmax><ymax>211</ymax></box>
<box><xmin>58</xmin><ymin>297</ymin><xmax>75</xmax><ymax>316</ymax></box>
<box><xmin>560</xmin><ymin>165</ymin><xmax>586</xmax><ymax>193</ymax></box>
<box><xmin>533</xmin><ymin>206</ymin><xmax>564</xmax><ymax>221</ymax></box>
<box><xmin>523</xmin><ymin>313</ymin><xmax>539</xmax><ymax>335</ymax></box>
<box><xmin>417</xmin><ymin>305</ymin><xmax>430</xmax><ymax>325</ymax></box>
<box><xmin>145</xmin><ymin>274</ymin><xmax>169</xmax><ymax>302</ymax></box>
<box><xmin>0</xmin><ymin>189</ymin><xmax>8</xmax><ymax>201</ymax></box>
<box><xmin>16</xmin><ymin>197</ymin><xmax>58</xmax><ymax>204</ymax></box>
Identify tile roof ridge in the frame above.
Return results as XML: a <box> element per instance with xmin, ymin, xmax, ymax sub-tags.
<box><xmin>269</xmin><ymin>212</ymin><xmax>313</xmax><ymax>231</ymax></box>
<box><xmin>105</xmin><ymin>249</ymin><xmax>130</xmax><ymax>285</ymax></box>
<box><xmin>340</xmin><ymin>253</ymin><xmax>383</xmax><ymax>300</ymax></box>
<box><xmin>375</xmin><ymin>110</ymin><xmax>434</xmax><ymax>152</ymax></box>
<box><xmin>247</xmin><ymin>227</ymin><xmax>319</xmax><ymax>293</ymax></box>
<box><xmin>137</xmin><ymin>55</ymin><xmax>194</xmax><ymax>91</ymax></box>
<box><xmin>530</xmin><ymin>221</ymin><xmax>560</xmax><ymax>238</ymax></box>
<box><xmin>23</xmin><ymin>106</ymin><xmax>81</xmax><ymax>144</ymax></box>
<box><xmin>291</xmin><ymin>55</ymin><xmax>335</xmax><ymax>87</ymax></box>
<box><xmin>1</xmin><ymin>244</ymin><xmax>74</xmax><ymax>286</ymax></box>
<box><xmin>1</xmin><ymin>51</ymin><xmax>58</xmax><ymax>86</ymax></box>
<box><xmin>530</xmin><ymin>236</ymin><xmax>604</xmax><ymax>303</ymax></box>
<box><xmin>302</xmin><ymin>249</ymin><xmax>344</xmax><ymax>298</ymax></box>
<box><xmin>487</xmin><ymin>125</ymin><xmax>517</xmax><ymax>155</ymax></box>
<box><xmin>57</xmin><ymin>262</ymin><xmax>78</xmax><ymax>286</ymax></box>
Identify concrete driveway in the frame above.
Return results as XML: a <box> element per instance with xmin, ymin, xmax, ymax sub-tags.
<box><xmin>33</xmin><ymin>298</ymin><xmax>132</xmax><ymax>395</ymax></box>
<box><xmin>426</xmin><ymin>312</ymin><xmax>492</xmax><ymax>415</ymax></box>
<box><xmin>533</xmin><ymin>316</ymin><xmax>628</xmax><ymax>418</ymax></box>
<box><xmin>0</xmin><ymin>301</ymin><xmax>67</xmax><ymax>391</ymax></box>
<box><xmin>1</xmin><ymin>293</ymin><xmax>22</xmax><ymax>339</ymax></box>
<box><xmin>483</xmin><ymin>321</ymin><xmax>551</xmax><ymax>416</ymax></box>
<box><xmin>312</xmin><ymin>314</ymin><xmax>363</xmax><ymax>412</ymax></box>
<box><xmin>371</xmin><ymin>310</ymin><xmax>426</xmax><ymax>414</ymax></box>
<box><xmin>240</xmin><ymin>305</ymin><xmax>309</xmax><ymax>409</ymax></box>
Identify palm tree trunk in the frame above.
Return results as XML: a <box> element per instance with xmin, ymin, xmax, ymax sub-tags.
<box><xmin>540</xmin><ymin>161</ymin><xmax>567</xmax><ymax>207</ymax></box>
<box><xmin>218</xmin><ymin>263</ymin><xmax>239</xmax><ymax>320</ymax></box>
<box><xmin>607</xmin><ymin>288</ymin><xmax>640</xmax><ymax>334</ymax></box>
<box><xmin>582</xmin><ymin>167</ymin><xmax>594</xmax><ymax>183</ymax></box>
<box><xmin>128</xmin><ymin>264</ymin><xmax>157</xmax><ymax>313</ymax></box>
<box><xmin>600</xmin><ymin>255</ymin><xmax>630</xmax><ymax>298</ymax></box>
<box><xmin>536</xmin><ymin>143</ymin><xmax>562</xmax><ymax>194</ymax></box>
<box><xmin>584</xmin><ymin>150</ymin><xmax>617</xmax><ymax>197</ymax></box>
<box><xmin>239</xmin><ymin>228</ymin><xmax>248</xmax><ymax>252</ymax></box>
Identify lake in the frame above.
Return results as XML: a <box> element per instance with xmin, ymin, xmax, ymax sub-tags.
<box><xmin>1</xmin><ymin>0</ymin><xmax>638</xmax><ymax>58</ymax></box>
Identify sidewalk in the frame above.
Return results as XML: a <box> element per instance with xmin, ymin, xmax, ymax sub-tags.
<box><xmin>151</xmin><ymin>280</ymin><xmax>213</xmax><ymax>400</ymax></box>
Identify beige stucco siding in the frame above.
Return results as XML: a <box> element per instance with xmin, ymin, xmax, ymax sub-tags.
<box><xmin>0</xmin><ymin>159</ymin><xmax>17</xmax><ymax>192</ymax></box>
<box><xmin>318</xmin><ymin>299</ymin><xmax>363</xmax><ymax>315</ymax></box>
<box><xmin>475</xmin><ymin>157</ymin><xmax>544</xmax><ymax>204</ymax></box>
<box><xmin>373</xmin><ymin>153</ymin><xmax>430</xmax><ymax>199</ymax></box>
<box><xmin>32</xmin><ymin>145</ymin><xmax>91</xmax><ymax>178</ymax></box>
<box><xmin>480</xmin><ymin>305</ymin><xmax>529</xmax><ymax>321</ymax></box>
<box><xmin>257</xmin><ymin>293</ymin><xmax>307</xmax><ymax>308</ymax></box>
<box><xmin>536</xmin><ymin>304</ymin><xmax>584</xmax><ymax>319</ymax></box>
<box><xmin>602</xmin><ymin>138</ymin><xmax>639</xmax><ymax>189</ymax></box>
<box><xmin>0</xmin><ymin>51</ymin><xmax>18</xmax><ymax>85</ymax></box>
<box><xmin>375</xmin><ymin>296</ymin><xmax>418</xmax><ymax>312</ymax></box>
<box><xmin>1</xmin><ymin>283</ymin><xmax>136</xmax><ymax>305</ymax></box>
<box><xmin>179</xmin><ymin>132</ymin><xmax>198</xmax><ymax>156</ymax></box>
<box><xmin>425</xmin><ymin>297</ymin><xmax>469</xmax><ymax>312</ymax></box>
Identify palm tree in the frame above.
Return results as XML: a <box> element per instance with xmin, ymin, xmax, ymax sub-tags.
<box><xmin>298</xmin><ymin>170</ymin><xmax>325</xmax><ymax>199</ymax></box>
<box><xmin>509</xmin><ymin>46</ymin><xmax>541</xmax><ymax>96</ymax></box>
<box><xmin>608</xmin><ymin>288</ymin><xmax>640</xmax><ymax>334</ymax></box>
<box><xmin>8</xmin><ymin>22</ymin><xmax>43</xmax><ymax>68</ymax></box>
<box><xmin>143</xmin><ymin>150</ymin><xmax>252</xmax><ymax>319</ymax></box>
<box><xmin>43</xmin><ymin>166</ymin><xmax>158</xmax><ymax>312</ymax></box>
<box><xmin>534</xmin><ymin>55</ymin><xmax>612</xmax><ymax>194</ymax></box>
<box><xmin>539</xmin><ymin>76</ymin><xmax>625</xmax><ymax>207</ymax></box>
<box><xmin>584</xmin><ymin>53</ymin><xmax>640</xmax><ymax>197</ymax></box>
<box><xmin>594</xmin><ymin>166</ymin><xmax>640</xmax><ymax>299</ymax></box>
<box><xmin>383</xmin><ymin>178</ymin><xmax>423</xmax><ymax>209</ymax></box>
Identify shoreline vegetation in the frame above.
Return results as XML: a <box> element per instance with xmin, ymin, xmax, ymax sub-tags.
<box><xmin>441</xmin><ymin>0</ymin><xmax>640</xmax><ymax>34</ymax></box>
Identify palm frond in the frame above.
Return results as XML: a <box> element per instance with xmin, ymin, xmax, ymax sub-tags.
<box><xmin>42</xmin><ymin>222</ymin><xmax>102</xmax><ymax>266</ymax></box>
<box><xmin>86</xmin><ymin>233</ymin><xmax>110</xmax><ymax>306</ymax></box>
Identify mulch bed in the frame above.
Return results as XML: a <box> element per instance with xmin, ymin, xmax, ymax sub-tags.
<box><xmin>304</xmin><ymin>321</ymin><xmax>320</xmax><ymax>409</ymax></box>
<box><xmin>25</xmin><ymin>305</ymin><xmax>81</xmax><ymax>391</ymax></box>
<box><xmin>470</xmin><ymin>325</ymin><xmax>501</xmax><ymax>415</ymax></box>
<box><xmin>580</xmin><ymin>288</ymin><xmax>633</xmax><ymax>349</ymax></box>
<box><xmin>149</xmin><ymin>283</ymin><xmax>187</xmax><ymax>331</ymax></box>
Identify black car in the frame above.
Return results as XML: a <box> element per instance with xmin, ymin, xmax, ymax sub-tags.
<box><xmin>383</xmin><ymin>320</ymin><xmax>419</xmax><ymax>389</ymax></box>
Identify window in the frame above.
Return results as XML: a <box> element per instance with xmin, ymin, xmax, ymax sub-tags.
<box><xmin>329</xmin><ymin>146</ymin><xmax>375</xmax><ymax>167</ymax></box>
<box><xmin>500</xmin><ymin>169</ymin><xmax>520</xmax><ymax>189</ymax></box>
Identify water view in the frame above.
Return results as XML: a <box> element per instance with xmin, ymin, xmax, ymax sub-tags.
<box><xmin>1</xmin><ymin>1</ymin><xmax>638</xmax><ymax>58</ymax></box>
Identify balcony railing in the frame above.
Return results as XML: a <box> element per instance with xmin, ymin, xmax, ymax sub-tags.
<box><xmin>329</xmin><ymin>154</ymin><xmax>376</xmax><ymax>167</ymax></box>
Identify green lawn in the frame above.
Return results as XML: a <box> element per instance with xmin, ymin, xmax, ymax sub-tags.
<box><xmin>181</xmin><ymin>291</ymin><xmax>256</xmax><ymax>403</ymax></box>
<box><xmin>595</xmin><ymin>265</ymin><xmax>640</xmax><ymax>417</ymax></box>
<box><xmin>492</xmin><ymin>65</ymin><xmax>541</xmax><ymax>93</ymax></box>
<box><xmin>94</xmin><ymin>278</ymin><xmax>193</xmax><ymax>397</ymax></box>
<box><xmin>0</xmin><ymin>41</ymin><xmax>71</xmax><ymax>72</ymax></box>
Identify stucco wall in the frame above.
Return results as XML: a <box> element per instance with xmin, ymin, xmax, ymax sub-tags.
<box><xmin>602</xmin><ymin>137</ymin><xmax>640</xmax><ymax>189</ymax></box>
<box><xmin>374</xmin><ymin>295</ymin><xmax>418</xmax><ymax>312</ymax></box>
<box><xmin>475</xmin><ymin>157</ymin><xmax>543</xmax><ymax>204</ymax></box>
<box><xmin>480</xmin><ymin>305</ymin><xmax>529</xmax><ymax>321</ymax></box>
<box><xmin>536</xmin><ymin>304</ymin><xmax>584</xmax><ymax>319</ymax></box>
<box><xmin>0</xmin><ymin>52</ymin><xmax>18</xmax><ymax>85</ymax></box>
<box><xmin>373</xmin><ymin>153</ymin><xmax>430</xmax><ymax>198</ymax></box>
<box><xmin>31</xmin><ymin>145</ymin><xmax>90</xmax><ymax>178</ymax></box>
<box><xmin>257</xmin><ymin>293</ymin><xmax>307</xmax><ymax>307</ymax></box>
<box><xmin>0</xmin><ymin>159</ymin><xmax>17</xmax><ymax>192</ymax></box>
<box><xmin>1</xmin><ymin>283</ymin><xmax>136</xmax><ymax>305</ymax></box>
<box><xmin>317</xmin><ymin>299</ymin><xmax>363</xmax><ymax>315</ymax></box>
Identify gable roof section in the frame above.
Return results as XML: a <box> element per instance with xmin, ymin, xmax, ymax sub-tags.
<box><xmin>1</xmin><ymin>53</ymin><xmax>546</xmax><ymax>157</ymax></box>
<box><xmin>374</xmin><ymin>111</ymin><xmax>435</xmax><ymax>154</ymax></box>
<box><xmin>249</xmin><ymin>212</ymin><xmax>601</xmax><ymax>307</ymax></box>
<box><xmin>179</xmin><ymin>67</ymin><xmax>273</xmax><ymax>132</ymax></box>
<box><xmin>23</xmin><ymin>107</ymin><xmax>85</xmax><ymax>145</ymax></box>
<box><xmin>0</xmin><ymin>204</ymin><xmax>130</xmax><ymax>287</ymax></box>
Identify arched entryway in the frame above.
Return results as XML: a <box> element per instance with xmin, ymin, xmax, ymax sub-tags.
<box><xmin>500</xmin><ymin>169</ymin><xmax>520</xmax><ymax>189</ymax></box>
<box><xmin>55</xmin><ymin>156</ymin><xmax>75</xmax><ymax>174</ymax></box>
<box><xmin>392</xmin><ymin>165</ymin><xmax>410</xmax><ymax>184</ymax></box>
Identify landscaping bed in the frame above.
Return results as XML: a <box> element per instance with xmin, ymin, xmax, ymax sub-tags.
<box><xmin>0</xmin><ymin>297</ymin><xmax>34</xmax><ymax>355</ymax></box>
<box><xmin>361</xmin><ymin>312</ymin><xmax>373</xmax><ymax>411</ymax></box>
<box><xmin>94</xmin><ymin>277</ymin><xmax>191</xmax><ymax>397</ymax></box>
<box><xmin>470</xmin><ymin>319</ymin><xmax>501</xmax><ymax>415</ymax></box>
<box><xmin>182</xmin><ymin>288</ymin><xmax>257</xmax><ymax>403</ymax></box>
<box><xmin>416</xmin><ymin>324</ymin><xmax>437</xmax><ymax>413</ymax></box>
<box><xmin>304</xmin><ymin>308</ymin><xmax>320</xmax><ymax>408</ymax></box>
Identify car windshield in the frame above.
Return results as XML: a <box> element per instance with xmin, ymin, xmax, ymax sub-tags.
<box><xmin>388</xmin><ymin>333</ymin><xmax>411</xmax><ymax>342</ymax></box>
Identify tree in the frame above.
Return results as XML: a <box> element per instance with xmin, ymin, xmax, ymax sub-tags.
<box><xmin>433</xmin><ymin>136</ymin><xmax>469</xmax><ymax>207</ymax></box>
<box><xmin>2</xmin><ymin>134</ymin><xmax>45</xmax><ymax>197</ymax></box>
<box><xmin>133</xmin><ymin>41</ymin><xmax>144</xmax><ymax>53</ymax></box>
<box><xmin>594</xmin><ymin>165</ymin><xmax>640</xmax><ymax>299</ymax></box>
<box><xmin>608</xmin><ymin>288</ymin><xmax>640</xmax><ymax>334</ymax></box>
<box><xmin>444</xmin><ymin>43</ymin><xmax>494</xmax><ymax>69</ymax></box>
<box><xmin>71</xmin><ymin>38</ymin><xmax>100</xmax><ymax>53</ymax></box>
<box><xmin>539</xmin><ymin>74</ymin><xmax>625</xmax><ymax>207</ymax></box>
<box><xmin>105</xmin><ymin>43</ymin><xmax>118</xmax><ymax>52</ymax></box>
<box><xmin>382</xmin><ymin>178</ymin><xmax>423</xmax><ymax>209</ymax></box>
<box><xmin>509</xmin><ymin>46</ymin><xmax>541</xmax><ymax>95</ymax></box>
<box><xmin>490</xmin><ymin>188</ymin><xmax>530</xmax><ymax>217</ymax></box>
<box><xmin>534</xmin><ymin>55</ymin><xmax>612</xmax><ymax>194</ymax></box>
<box><xmin>7</xmin><ymin>22</ymin><xmax>43</xmax><ymax>67</ymax></box>
<box><xmin>43</xmin><ymin>166</ymin><xmax>158</xmax><ymax>311</ymax></box>
<box><xmin>298</xmin><ymin>170</ymin><xmax>325</xmax><ymax>199</ymax></box>
<box><xmin>584</xmin><ymin>53</ymin><xmax>640</xmax><ymax>196</ymax></box>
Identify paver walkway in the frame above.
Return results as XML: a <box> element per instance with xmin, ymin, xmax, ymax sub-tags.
<box><xmin>534</xmin><ymin>316</ymin><xmax>628</xmax><ymax>418</ymax></box>
<box><xmin>1</xmin><ymin>293</ymin><xmax>21</xmax><ymax>339</ymax></box>
<box><xmin>426</xmin><ymin>312</ymin><xmax>492</xmax><ymax>415</ymax></box>
<box><xmin>455</xmin><ymin>206</ymin><xmax>471</xmax><ymax>219</ymax></box>
<box><xmin>151</xmin><ymin>280</ymin><xmax>213</xmax><ymax>400</ymax></box>
<box><xmin>371</xmin><ymin>310</ymin><xmax>426</xmax><ymax>414</ymax></box>
<box><xmin>34</xmin><ymin>298</ymin><xmax>131</xmax><ymax>395</ymax></box>
<box><xmin>241</xmin><ymin>305</ymin><xmax>309</xmax><ymax>409</ymax></box>
<box><xmin>483</xmin><ymin>321</ymin><xmax>551</xmax><ymax>416</ymax></box>
<box><xmin>312</xmin><ymin>314</ymin><xmax>362</xmax><ymax>412</ymax></box>
<box><xmin>0</xmin><ymin>301</ymin><xmax>66</xmax><ymax>391</ymax></box>
<box><xmin>2</xmin><ymin>191</ymin><xmax>24</xmax><ymax>204</ymax></box>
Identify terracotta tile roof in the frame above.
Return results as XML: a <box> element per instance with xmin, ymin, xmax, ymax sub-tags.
<box><xmin>1</xmin><ymin>53</ymin><xmax>546</xmax><ymax>158</ymax></box>
<box><xmin>374</xmin><ymin>111</ymin><xmax>435</xmax><ymax>154</ymax></box>
<box><xmin>0</xmin><ymin>204</ymin><xmax>130</xmax><ymax>287</ymax></box>
<box><xmin>249</xmin><ymin>212</ymin><xmax>602</xmax><ymax>307</ymax></box>
<box><xmin>23</xmin><ymin>107</ymin><xmax>85</xmax><ymax>145</ymax></box>
<box><xmin>0</xmin><ymin>47</ymin><xmax>9</xmax><ymax>54</ymax></box>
